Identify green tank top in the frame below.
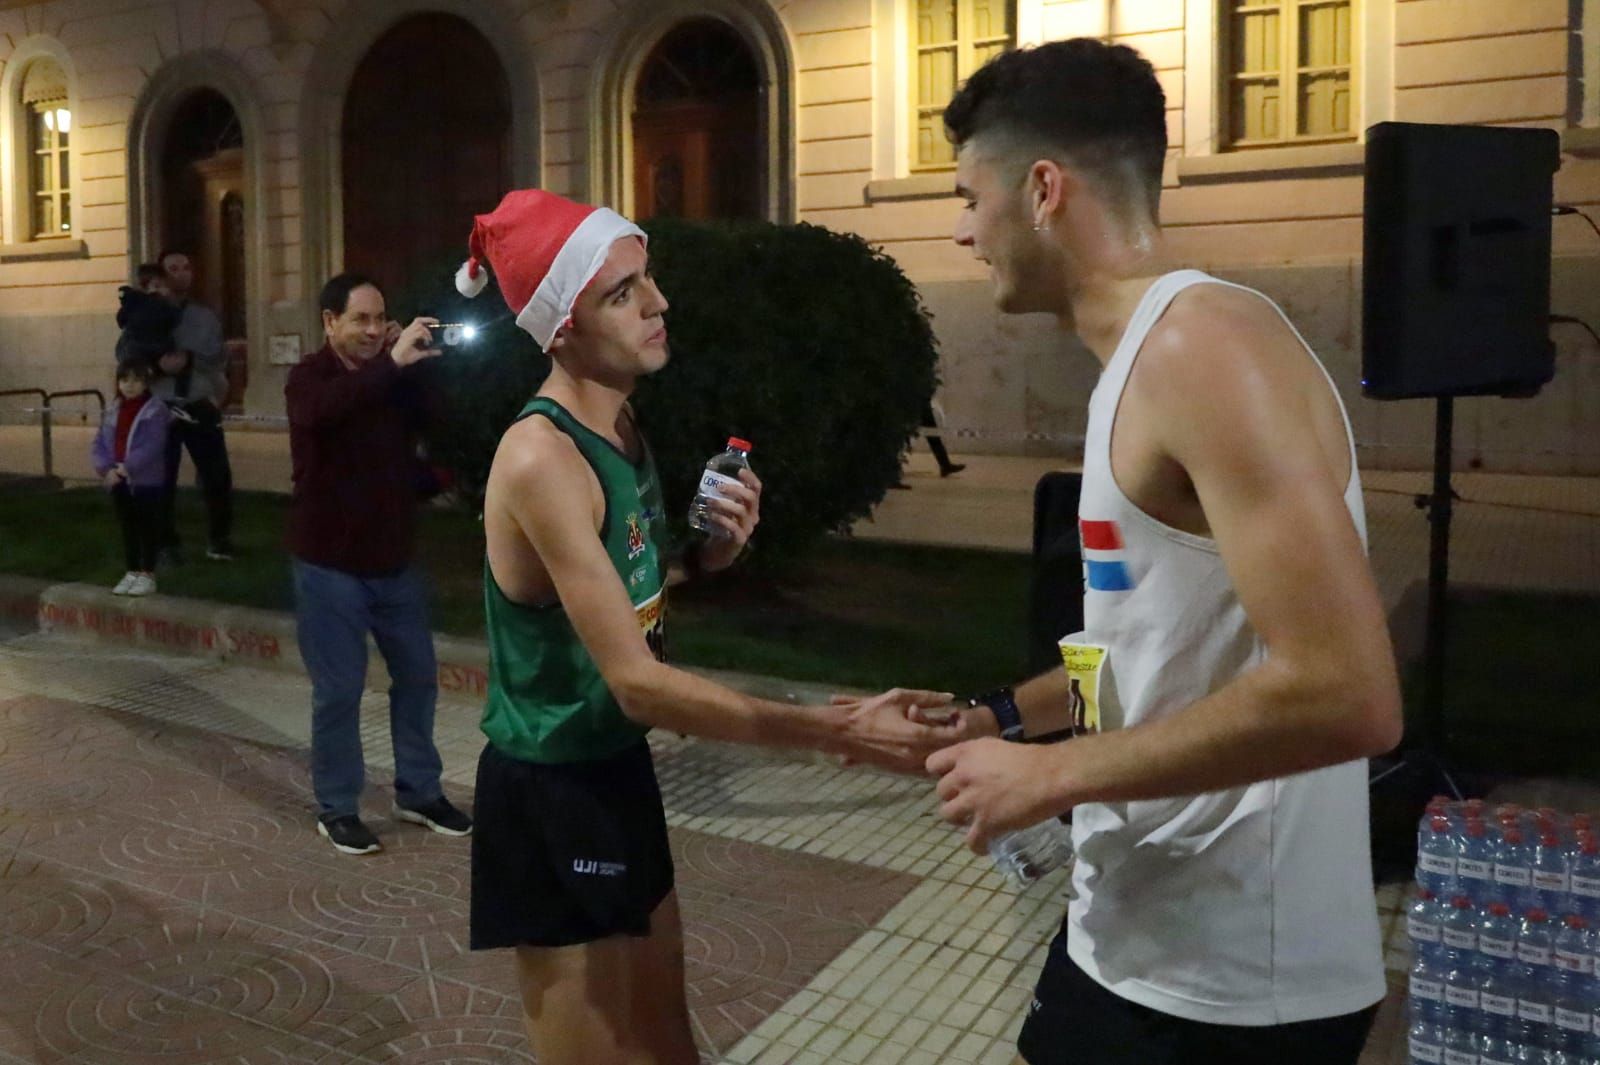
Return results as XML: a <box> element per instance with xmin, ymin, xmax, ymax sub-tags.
<box><xmin>480</xmin><ymin>396</ymin><xmax>668</xmax><ymax>764</ymax></box>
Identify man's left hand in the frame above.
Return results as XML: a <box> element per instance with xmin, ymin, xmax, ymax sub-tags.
<box><xmin>697</xmin><ymin>468</ymin><xmax>762</xmax><ymax>572</ymax></box>
<box><xmin>927</xmin><ymin>738</ymin><xmax>1072</xmax><ymax>852</ymax></box>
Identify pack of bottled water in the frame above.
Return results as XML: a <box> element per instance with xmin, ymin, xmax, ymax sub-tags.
<box><xmin>1408</xmin><ymin>797</ymin><xmax>1600</xmax><ymax>1064</ymax></box>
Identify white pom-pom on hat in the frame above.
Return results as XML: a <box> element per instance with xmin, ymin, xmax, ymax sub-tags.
<box><xmin>455</xmin><ymin>256</ymin><xmax>488</xmax><ymax>298</ymax></box>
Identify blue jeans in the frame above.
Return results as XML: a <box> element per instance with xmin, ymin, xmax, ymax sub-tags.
<box><xmin>292</xmin><ymin>558</ymin><xmax>444</xmax><ymax>818</ymax></box>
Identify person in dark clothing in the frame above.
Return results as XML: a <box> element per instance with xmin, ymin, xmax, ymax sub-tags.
<box><xmin>154</xmin><ymin>249</ymin><xmax>235</xmax><ymax>563</ymax></box>
<box><xmin>285</xmin><ymin>271</ymin><xmax>472</xmax><ymax>856</ymax></box>
<box><xmin>921</xmin><ymin>401</ymin><xmax>964</xmax><ymax>476</ymax></box>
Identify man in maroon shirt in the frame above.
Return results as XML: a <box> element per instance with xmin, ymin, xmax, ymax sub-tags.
<box><xmin>286</xmin><ymin>272</ymin><xmax>472</xmax><ymax>855</ymax></box>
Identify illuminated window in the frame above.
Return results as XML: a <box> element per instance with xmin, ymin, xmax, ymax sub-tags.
<box><xmin>1225</xmin><ymin>0</ymin><xmax>1356</xmax><ymax>148</ymax></box>
<box><xmin>911</xmin><ymin>0</ymin><xmax>1014</xmax><ymax>170</ymax></box>
<box><xmin>21</xmin><ymin>59</ymin><xmax>71</xmax><ymax>237</ymax></box>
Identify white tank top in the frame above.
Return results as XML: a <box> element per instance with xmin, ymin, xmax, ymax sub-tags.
<box><xmin>1064</xmin><ymin>269</ymin><xmax>1386</xmax><ymax>1026</ymax></box>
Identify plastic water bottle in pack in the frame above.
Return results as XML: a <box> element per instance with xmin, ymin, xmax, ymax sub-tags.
<box><xmin>1411</xmin><ymin>910</ymin><xmax>1448</xmax><ymax>1029</ymax></box>
<box><xmin>1409</xmin><ymin>1010</ymin><xmax>1445</xmax><ymax>1065</ymax></box>
<box><xmin>1419</xmin><ymin>815</ymin><xmax>1460</xmax><ymax>897</ymax></box>
<box><xmin>1455</xmin><ymin>819</ymin><xmax>1498</xmax><ymax>908</ymax></box>
<box><xmin>988</xmin><ymin>817</ymin><xmax>1074</xmax><ymax>888</ymax></box>
<box><xmin>1515</xmin><ymin>909</ymin><xmax>1559</xmax><ymax>1056</ymax></box>
<box><xmin>1569</xmin><ymin>836</ymin><xmax>1600</xmax><ymax>923</ymax></box>
<box><xmin>1440</xmin><ymin>896</ymin><xmax>1483</xmax><ymax>1064</ymax></box>
<box><xmin>1533</xmin><ymin>832</ymin><xmax>1573</xmax><ymax>917</ymax></box>
<box><xmin>1477</xmin><ymin>902</ymin><xmax>1521</xmax><ymax>1026</ymax></box>
<box><xmin>1496</xmin><ymin>826</ymin><xmax>1536</xmax><ymax>915</ymax></box>
<box><xmin>1410</xmin><ymin>887</ymin><xmax>1446</xmax><ymax>971</ymax></box>
<box><xmin>687</xmin><ymin>437</ymin><xmax>753</xmax><ymax>539</ymax></box>
<box><xmin>1477</xmin><ymin>1012</ymin><xmax>1518</xmax><ymax>1065</ymax></box>
<box><xmin>1439</xmin><ymin>1023</ymin><xmax>1479</xmax><ymax>1065</ymax></box>
<box><xmin>1553</xmin><ymin>916</ymin><xmax>1594</xmax><ymax>1058</ymax></box>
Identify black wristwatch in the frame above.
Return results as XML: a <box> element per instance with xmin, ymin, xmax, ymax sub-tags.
<box><xmin>969</xmin><ymin>686</ymin><xmax>1025</xmax><ymax>742</ymax></box>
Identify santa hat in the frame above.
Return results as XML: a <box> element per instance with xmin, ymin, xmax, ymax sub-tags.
<box><xmin>455</xmin><ymin>189</ymin><xmax>646</xmax><ymax>349</ymax></box>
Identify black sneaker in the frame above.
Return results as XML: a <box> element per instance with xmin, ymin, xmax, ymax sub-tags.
<box><xmin>939</xmin><ymin>464</ymin><xmax>966</xmax><ymax>478</ymax></box>
<box><xmin>317</xmin><ymin>814</ymin><xmax>382</xmax><ymax>855</ymax></box>
<box><xmin>393</xmin><ymin>796</ymin><xmax>472</xmax><ymax>837</ymax></box>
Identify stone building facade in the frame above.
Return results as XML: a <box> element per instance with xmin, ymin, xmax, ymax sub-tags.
<box><xmin>0</xmin><ymin>0</ymin><xmax>1596</xmax><ymax>470</ymax></box>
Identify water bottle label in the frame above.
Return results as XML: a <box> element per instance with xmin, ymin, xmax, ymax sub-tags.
<box><xmin>1518</xmin><ymin>1000</ymin><xmax>1553</xmax><ymax>1024</ymax></box>
<box><xmin>1572</xmin><ymin>873</ymin><xmax>1600</xmax><ymax>898</ymax></box>
<box><xmin>697</xmin><ymin>470</ymin><xmax>742</xmax><ymax>501</ymax></box>
<box><xmin>1495</xmin><ymin>865</ymin><xmax>1532</xmax><ymax>887</ymax></box>
<box><xmin>1442</xmin><ymin>929</ymin><xmax>1476</xmax><ymax>950</ymax></box>
<box><xmin>1480</xmin><ymin>1056</ymin><xmax>1515</xmax><ymax>1065</ymax></box>
<box><xmin>1481</xmin><ymin>991</ymin><xmax>1516</xmax><ymax>1016</ymax></box>
<box><xmin>1533</xmin><ymin>869</ymin><xmax>1570</xmax><ymax>893</ymax></box>
<box><xmin>1516</xmin><ymin>943</ymin><xmax>1554</xmax><ymax>966</ymax></box>
<box><xmin>1410</xmin><ymin>975</ymin><xmax>1444</xmax><ymax>1001</ymax></box>
<box><xmin>1444</xmin><ymin>986</ymin><xmax>1479</xmax><ymax>1009</ymax></box>
<box><xmin>1443</xmin><ymin>1050</ymin><xmax>1476</xmax><ymax>1065</ymax></box>
<box><xmin>1556</xmin><ymin>1007</ymin><xmax>1592</xmax><ymax>1033</ymax></box>
<box><xmin>1479</xmin><ymin>934</ymin><xmax>1515</xmax><ymax>959</ymax></box>
<box><xmin>1555</xmin><ymin>947</ymin><xmax>1592</xmax><ymax>971</ymax></box>
<box><xmin>1456</xmin><ymin>857</ymin><xmax>1492</xmax><ymax>880</ymax></box>
<box><xmin>1408</xmin><ymin>916</ymin><xmax>1441</xmax><ymax>943</ymax></box>
<box><xmin>1407</xmin><ymin>1039</ymin><xmax>1442</xmax><ymax>1064</ymax></box>
<box><xmin>1418</xmin><ymin>852</ymin><xmax>1456</xmax><ymax>876</ymax></box>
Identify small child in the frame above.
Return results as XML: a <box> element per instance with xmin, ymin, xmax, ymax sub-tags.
<box><xmin>91</xmin><ymin>361</ymin><xmax>172</xmax><ymax>596</ymax></box>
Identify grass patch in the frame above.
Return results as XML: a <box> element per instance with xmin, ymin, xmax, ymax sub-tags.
<box><xmin>1</xmin><ymin>488</ymin><xmax>1030</xmax><ymax>694</ymax></box>
<box><xmin>1407</xmin><ymin>588</ymin><xmax>1600</xmax><ymax>780</ymax></box>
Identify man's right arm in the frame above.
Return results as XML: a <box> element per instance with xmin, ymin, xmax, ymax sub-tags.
<box><xmin>285</xmin><ymin>356</ymin><xmax>396</xmax><ymax>431</ymax></box>
<box><xmin>502</xmin><ymin>434</ymin><xmax>953</xmax><ymax>768</ymax></box>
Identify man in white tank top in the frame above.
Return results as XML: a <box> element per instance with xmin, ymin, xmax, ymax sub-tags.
<box><xmin>919</xmin><ymin>39</ymin><xmax>1404</xmax><ymax>1065</ymax></box>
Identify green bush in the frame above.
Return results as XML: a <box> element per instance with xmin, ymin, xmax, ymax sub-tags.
<box><xmin>395</xmin><ymin>219</ymin><xmax>940</xmax><ymax>566</ymax></box>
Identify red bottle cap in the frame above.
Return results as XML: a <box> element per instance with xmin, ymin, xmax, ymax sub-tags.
<box><xmin>1566</xmin><ymin>915</ymin><xmax>1588</xmax><ymax>930</ymax></box>
<box><xmin>1489</xmin><ymin>902</ymin><xmax>1511</xmax><ymax>917</ymax></box>
<box><xmin>1466</xmin><ymin>822</ymin><xmax>1487</xmax><ymax>838</ymax></box>
<box><xmin>1430</xmin><ymin>816</ymin><xmax>1451</xmax><ymax>832</ymax></box>
<box><xmin>1452</xmin><ymin>896</ymin><xmax>1473</xmax><ymax>910</ymax></box>
<box><xmin>1527</xmin><ymin>908</ymin><xmax>1549</xmax><ymax>922</ymax></box>
<box><xmin>1503</xmin><ymin>828</ymin><xmax>1525</xmax><ymax>844</ymax></box>
<box><xmin>727</xmin><ymin>437</ymin><xmax>753</xmax><ymax>452</ymax></box>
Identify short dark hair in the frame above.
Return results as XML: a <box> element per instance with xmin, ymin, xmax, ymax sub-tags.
<box><xmin>319</xmin><ymin>272</ymin><xmax>383</xmax><ymax>316</ymax></box>
<box><xmin>944</xmin><ymin>39</ymin><xmax>1167</xmax><ymax>220</ymax></box>
<box><xmin>156</xmin><ymin>248</ymin><xmax>189</xmax><ymax>268</ymax></box>
<box><xmin>135</xmin><ymin>263</ymin><xmax>166</xmax><ymax>287</ymax></box>
<box><xmin>116</xmin><ymin>359</ymin><xmax>155</xmax><ymax>383</ymax></box>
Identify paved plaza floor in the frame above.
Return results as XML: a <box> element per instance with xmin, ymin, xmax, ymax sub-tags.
<box><xmin>0</xmin><ymin>627</ymin><xmax>1415</xmax><ymax>1065</ymax></box>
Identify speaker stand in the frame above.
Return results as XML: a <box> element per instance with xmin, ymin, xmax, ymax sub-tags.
<box><xmin>1369</xmin><ymin>396</ymin><xmax>1465</xmax><ymax>801</ymax></box>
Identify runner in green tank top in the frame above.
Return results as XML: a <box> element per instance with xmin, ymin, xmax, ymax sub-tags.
<box><xmin>458</xmin><ymin>189</ymin><xmax>958</xmax><ymax>1065</ymax></box>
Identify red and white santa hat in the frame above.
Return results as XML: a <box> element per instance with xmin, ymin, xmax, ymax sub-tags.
<box><xmin>455</xmin><ymin>189</ymin><xmax>646</xmax><ymax>349</ymax></box>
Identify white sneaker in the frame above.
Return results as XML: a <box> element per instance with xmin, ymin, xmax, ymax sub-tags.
<box><xmin>125</xmin><ymin>573</ymin><xmax>156</xmax><ymax>597</ymax></box>
<box><xmin>112</xmin><ymin>572</ymin><xmax>137</xmax><ymax>595</ymax></box>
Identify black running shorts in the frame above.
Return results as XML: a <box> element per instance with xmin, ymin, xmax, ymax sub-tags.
<box><xmin>470</xmin><ymin>740</ymin><xmax>675</xmax><ymax>950</ymax></box>
<box><xmin>1017</xmin><ymin>918</ymin><xmax>1381</xmax><ymax>1065</ymax></box>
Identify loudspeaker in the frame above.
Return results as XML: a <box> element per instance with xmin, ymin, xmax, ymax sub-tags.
<box><xmin>1028</xmin><ymin>472</ymin><xmax>1084</xmax><ymax>675</ymax></box>
<box><xmin>1361</xmin><ymin>121</ymin><xmax>1560</xmax><ymax>400</ymax></box>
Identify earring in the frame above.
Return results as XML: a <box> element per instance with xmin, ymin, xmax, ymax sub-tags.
<box><xmin>1031</xmin><ymin>221</ymin><xmax>1045</xmax><ymax>232</ymax></box>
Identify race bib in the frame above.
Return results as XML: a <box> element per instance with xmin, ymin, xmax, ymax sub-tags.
<box><xmin>1057</xmin><ymin>637</ymin><xmax>1108</xmax><ymax>735</ymax></box>
<box><xmin>636</xmin><ymin>590</ymin><xmax>666</xmax><ymax>663</ymax></box>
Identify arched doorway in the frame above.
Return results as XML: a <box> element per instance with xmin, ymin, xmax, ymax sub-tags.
<box><xmin>341</xmin><ymin>13</ymin><xmax>510</xmax><ymax>302</ymax></box>
<box><xmin>631</xmin><ymin>18</ymin><xmax>762</xmax><ymax>222</ymax></box>
<box><xmin>160</xmin><ymin>88</ymin><xmax>247</xmax><ymax>411</ymax></box>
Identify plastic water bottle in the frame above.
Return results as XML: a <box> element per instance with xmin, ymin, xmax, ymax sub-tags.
<box><xmin>1409</xmin><ymin>1010</ymin><xmax>1446</xmax><ymax>1064</ymax></box>
<box><xmin>1457</xmin><ymin>819</ymin><xmax>1499</xmax><ymax>909</ymax></box>
<box><xmin>1479</xmin><ymin>901</ymin><xmax>1521</xmax><ymax>1022</ymax></box>
<box><xmin>1498</xmin><ymin>827</ymin><xmax>1536</xmax><ymax>915</ymax></box>
<box><xmin>1516</xmin><ymin>909</ymin><xmax>1559</xmax><ymax>1056</ymax></box>
<box><xmin>688</xmin><ymin>438</ymin><xmax>753</xmax><ymax>539</ymax></box>
<box><xmin>1553</xmin><ymin>916</ymin><xmax>1594</xmax><ymax>1057</ymax></box>
<box><xmin>1413</xmin><ymin>910</ymin><xmax>1448</xmax><ymax>1029</ymax></box>
<box><xmin>1569</xmin><ymin>837</ymin><xmax>1600</xmax><ymax>923</ymax></box>
<box><xmin>1420</xmin><ymin>815</ymin><xmax>1461</xmax><ymax>897</ymax></box>
<box><xmin>1441</xmin><ymin>896</ymin><xmax>1483</xmax><ymax>1061</ymax></box>
<box><xmin>1411</xmin><ymin>887</ymin><xmax>1446</xmax><ymax>971</ymax></box>
<box><xmin>1478</xmin><ymin>1013</ymin><xmax>1517</xmax><ymax>1065</ymax></box>
<box><xmin>988</xmin><ymin>817</ymin><xmax>1074</xmax><ymax>888</ymax></box>
<box><xmin>1535</xmin><ymin>833</ymin><xmax>1573</xmax><ymax>917</ymax></box>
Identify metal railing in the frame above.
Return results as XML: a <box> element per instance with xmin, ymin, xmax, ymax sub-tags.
<box><xmin>0</xmin><ymin>388</ymin><xmax>105</xmax><ymax>481</ymax></box>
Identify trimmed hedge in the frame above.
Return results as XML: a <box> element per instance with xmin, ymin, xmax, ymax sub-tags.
<box><xmin>397</xmin><ymin>218</ymin><xmax>940</xmax><ymax>566</ymax></box>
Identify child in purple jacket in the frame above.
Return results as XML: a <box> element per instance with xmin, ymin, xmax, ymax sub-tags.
<box><xmin>92</xmin><ymin>361</ymin><xmax>172</xmax><ymax>596</ymax></box>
